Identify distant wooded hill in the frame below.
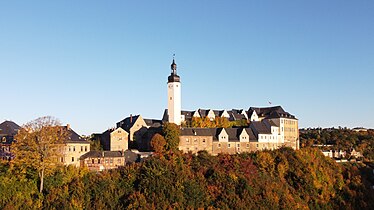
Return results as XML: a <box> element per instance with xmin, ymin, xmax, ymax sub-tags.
<box><xmin>300</xmin><ymin>128</ymin><xmax>374</xmax><ymax>160</ymax></box>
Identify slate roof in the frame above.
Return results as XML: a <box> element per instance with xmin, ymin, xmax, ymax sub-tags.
<box><xmin>180</xmin><ymin>128</ymin><xmax>215</xmax><ymax>136</ymax></box>
<box><xmin>144</xmin><ymin>119</ymin><xmax>162</xmax><ymax>128</ymax></box>
<box><xmin>117</xmin><ymin>115</ymin><xmax>141</xmax><ymax>131</ymax></box>
<box><xmin>250</xmin><ymin>121</ymin><xmax>272</xmax><ymax>134</ymax></box>
<box><xmin>248</xmin><ymin>106</ymin><xmax>296</xmax><ymax>119</ymax></box>
<box><xmin>0</xmin><ymin>121</ymin><xmax>20</xmax><ymax>136</ymax></box>
<box><xmin>162</xmin><ymin>109</ymin><xmax>169</xmax><ymax>122</ymax></box>
<box><xmin>64</xmin><ymin>126</ymin><xmax>89</xmax><ymax>144</ymax></box>
<box><xmin>0</xmin><ymin>121</ymin><xmax>21</xmax><ymax>145</ymax></box>
<box><xmin>244</xmin><ymin>128</ymin><xmax>257</xmax><ymax>141</ymax></box>
<box><xmin>225</xmin><ymin>128</ymin><xmax>240</xmax><ymax>141</ymax></box>
<box><xmin>181</xmin><ymin>110</ymin><xmax>194</xmax><ymax>120</ymax></box>
<box><xmin>180</xmin><ymin>126</ymin><xmax>266</xmax><ymax>142</ymax></box>
<box><xmin>265</xmin><ymin>119</ymin><xmax>278</xmax><ymax>127</ymax></box>
<box><xmin>80</xmin><ymin>151</ymin><xmax>124</xmax><ymax>159</ymax></box>
<box><xmin>198</xmin><ymin>109</ymin><xmax>210</xmax><ymax>118</ymax></box>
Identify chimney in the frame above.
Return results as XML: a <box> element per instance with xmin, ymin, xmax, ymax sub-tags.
<box><xmin>130</xmin><ymin>114</ymin><xmax>133</xmax><ymax>123</ymax></box>
<box><xmin>67</xmin><ymin>124</ymin><xmax>70</xmax><ymax>130</ymax></box>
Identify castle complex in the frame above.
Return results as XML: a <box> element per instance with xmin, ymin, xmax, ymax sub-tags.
<box><xmin>164</xmin><ymin>58</ymin><xmax>299</xmax><ymax>154</ymax></box>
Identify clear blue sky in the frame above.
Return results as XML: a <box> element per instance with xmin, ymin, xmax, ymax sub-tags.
<box><xmin>1</xmin><ymin>1</ymin><xmax>373</xmax><ymax>135</ymax></box>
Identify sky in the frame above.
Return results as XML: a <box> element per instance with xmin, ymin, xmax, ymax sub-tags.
<box><xmin>1</xmin><ymin>1</ymin><xmax>373</xmax><ymax>135</ymax></box>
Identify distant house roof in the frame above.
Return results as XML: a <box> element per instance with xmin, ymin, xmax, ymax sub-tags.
<box><xmin>0</xmin><ymin>121</ymin><xmax>21</xmax><ymax>145</ymax></box>
<box><xmin>64</xmin><ymin>126</ymin><xmax>89</xmax><ymax>144</ymax></box>
<box><xmin>143</xmin><ymin>119</ymin><xmax>162</xmax><ymax>128</ymax></box>
<box><xmin>198</xmin><ymin>109</ymin><xmax>210</xmax><ymax>118</ymax></box>
<box><xmin>117</xmin><ymin>115</ymin><xmax>141</xmax><ymax>131</ymax></box>
<box><xmin>0</xmin><ymin>121</ymin><xmax>20</xmax><ymax>136</ymax></box>
<box><xmin>80</xmin><ymin>151</ymin><xmax>124</xmax><ymax>160</ymax></box>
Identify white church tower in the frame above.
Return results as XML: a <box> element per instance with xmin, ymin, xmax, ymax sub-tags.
<box><xmin>167</xmin><ymin>58</ymin><xmax>181</xmax><ymax>125</ymax></box>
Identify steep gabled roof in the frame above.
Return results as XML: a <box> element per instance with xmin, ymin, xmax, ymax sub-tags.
<box><xmin>64</xmin><ymin>126</ymin><xmax>89</xmax><ymax>144</ymax></box>
<box><xmin>198</xmin><ymin>109</ymin><xmax>210</xmax><ymax>118</ymax></box>
<box><xmin>250</xmin><ymin>121</ymin><xmax>272</xmax><ymax>134</ymax></box>
<box><xmin>0</xmin><ymin>121</ymin><xmax>20</xmax><ymax>136</ymax></box>
<box><xmin>144</xmin><ymin>119</ymin><xmax>162</xmax><ymax>128</ymax></box>
<box><xmin>117</xmin><ymin>115</ymin><xmax>141</xmax><ymax>131</ymax></box>
<box><xmin>244</xmin><ymin>128</ymin><xmax>257</xmax><ymax>140</ymax></box>
<box><xmin>224</xmin><ymin>128</ymin><xmax>240</xmax><ymax>141</ymax></box>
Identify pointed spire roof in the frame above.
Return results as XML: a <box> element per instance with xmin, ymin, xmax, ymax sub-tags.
<box><xmin>168</xmin><ymin>58</ymin><xmax>180</xmax><ymax>83</ymax></box>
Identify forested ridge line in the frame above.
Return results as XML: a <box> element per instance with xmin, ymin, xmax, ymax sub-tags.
<box><xmin>1</xmin><ymin>147</ymin><xmax>373</xmax><ymax>209</ymax></box>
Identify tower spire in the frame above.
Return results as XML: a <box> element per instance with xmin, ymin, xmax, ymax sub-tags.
<box><xmin>171</xmin><ymin>55</ymin><xmax>177</xmax><ymax>75</ymax></box>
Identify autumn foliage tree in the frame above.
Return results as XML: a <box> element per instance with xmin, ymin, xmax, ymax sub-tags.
<box><xmin>12</xmin><ymin>116</ymin><xmax>68</xmax><ymax>193</ymax></box>
<box><xmin>150</xmin><ymin>133</ymin><xmax>166</xmax><ymax>153</ymax></box>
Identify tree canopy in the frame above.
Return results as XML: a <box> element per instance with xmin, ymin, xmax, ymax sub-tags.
<box><xmin>1</xmin><ymin>147</ymin><xmax>373</xmax><ymax>209</ymax></box>
<box><xmin>162</xmin><ymin>122</ymin><xmax>180</xmax><ymax>152</ymax></box>
<box><xmin>12</xmin><ymin>116</ymin><xmax>68</xmax><ymax>193</ymax></box>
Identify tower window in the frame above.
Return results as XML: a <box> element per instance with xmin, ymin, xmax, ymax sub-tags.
<box><xmin>170</xmin><ymin>97</ymin><xmax>172</xmax><ymax>100</ymax></box>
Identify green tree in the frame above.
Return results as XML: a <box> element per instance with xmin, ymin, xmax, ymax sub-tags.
<box><xmin>12</xmin><ymin>116</ymin><xmax>68</xmax><ymax>193</ymax></box>
<box><xmin>162</xmin><ymin>123</ymin><xmax>180</xmax><ymax>151</ymax></box>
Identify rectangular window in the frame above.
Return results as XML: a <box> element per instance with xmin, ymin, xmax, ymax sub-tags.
<box><xmin>119</xmin><ymin>137</ymin><xmax>122</xmax><ymax>141</ymax></box>
<box><xmin>202</xmin><ymin>139</ymin><xmax>206</xmax><ymax>143</ymax></box>
<box><xmin>246</xmin><ymin>143</ymin><xmax>249</xmax><ymax>148</ymax></box>
<box><xmin>85</xmin><ymin>146</ymin><xmax>87</xmax><ymax>152</ymax></box>
<box><xmin>73</xmin><ymin>146</ymin><xmax>75</xmax><ymax>152</ymax></box>
<box><xmin>69</xmin><ymin>147</ymin><xmax>71</xmax><ymax>152</ymax></box>
<box><xmin>72</xmin><ymin>157</ymin><xmax>74</xmax><ymax>162</ymax></box>
<box><xmin>81</xmin><ymin>146</ymin><xmax>83</xmax><ymax>152</ymax></box>
<box><xmin>98</xmin><ymin>159</ymin><xmax>101</xmax><ymax>164</ymax></box>
<box><xmin>237</xmin><ymin>144</ymin><xmax>240</xmax><ymax>148</ymax></box>
<box><xmin>92</xmin><ymin>159</ymin><xmax>94</xmax><ymax>164</ymax></box>
<box><xmin>228</xmin><ymin>144</ymin><xmax>231</xmax><ymax>148</ymax></box>
<box><xmin>218</xmin><ymin>143</ymin><xmax>221</xmax><ymax>148</ymax></box>
<box><xmin>256</xmin><ymin>144</ymin><xmax>259</xmax><ymax>148</ymax></box>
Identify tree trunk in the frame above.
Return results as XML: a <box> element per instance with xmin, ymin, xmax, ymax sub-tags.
<box><xmin>40</xmin><ymin>168</ymin><xmax>44</xmax><ymax>193</ymax></box>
